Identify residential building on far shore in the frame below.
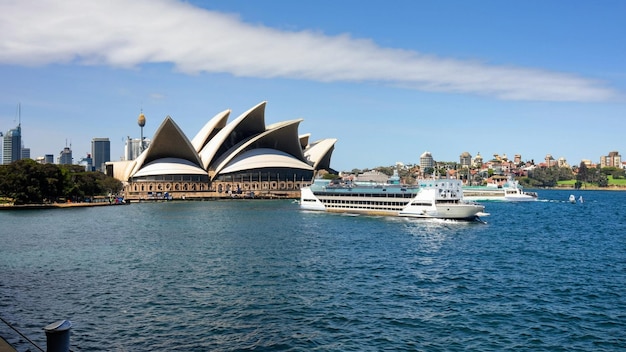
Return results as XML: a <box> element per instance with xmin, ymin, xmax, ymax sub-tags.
<box><xmin>544</xmin><ymin>154</ymin><xmax>557</xmax><ymax>167</ymax></box>
<box><xmin>420</xmin><ymin>151</ymin><xmax>434</xmax><ymax>170</ymax></box>
<box><xmin>600</xmin><ymin>151</ymin><xmax>621</xmax><ymax>168</ymax></box>
<box><xmin>459</xmin><ymin>151</ymin><xmax>471</xmax><ymax>168</ymax></box>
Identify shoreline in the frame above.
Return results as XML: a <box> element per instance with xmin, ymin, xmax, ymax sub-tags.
<box><xmin>0</xmin><ymin>201</ymin><xmax>129</xmax><ymax>210</ymax></box>
<box><xmin>1</xmin><ymin>186</ymin><xmax>624</xmax><ymax>210</ymax></box>
<box><xmin>540</xmin><ymin>186</ymin><xmax>626</xmax><ymax>191</ymax></box>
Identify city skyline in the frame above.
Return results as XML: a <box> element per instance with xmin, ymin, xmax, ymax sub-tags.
<box><xmin>0</xmin><ymin>1</ymin><xmax>624</xmax><ymax>171</ymax></box>
<box><xmin>3</xmin><ymin>115</ymin><xmax>619</xmax><ymax>171</ymax></box>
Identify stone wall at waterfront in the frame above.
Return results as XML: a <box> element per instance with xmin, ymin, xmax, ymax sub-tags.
<box><xmin>124</xmin><ymin>180</ymin><xmax>308</xmax><ymax>201</ymax></box>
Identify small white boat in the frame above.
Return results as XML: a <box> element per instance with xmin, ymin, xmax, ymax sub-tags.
<box><xmin>463</xmin><ymin>176</ymin><xmax>537</xmax><ymax>202</ymax></box>
<box><xmin>569</xmin><ymin>194</ymin><xmax>576</xmax><ymax>203</ymax></box>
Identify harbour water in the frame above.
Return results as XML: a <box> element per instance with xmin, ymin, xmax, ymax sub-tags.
<box><xmin>1</xmin><ymin>189</ymin><xmax>625</xmax><ymax>351</ymax></box>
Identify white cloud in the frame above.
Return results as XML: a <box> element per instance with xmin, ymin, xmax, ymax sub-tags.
<box><xmin>0</xmin><ymin>0</ymin><xmax>617</xmax><ymax>102</ymax></box>
<box><xmin>150</xmin><ymin>93</ymin><xmax>166</xmax><ymax>101</ymax></box>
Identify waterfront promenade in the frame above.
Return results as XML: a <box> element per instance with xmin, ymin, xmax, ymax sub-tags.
<box><xmin>0</xmin><ymin>200</ymin><xmax>128</xmax><ymax>210</ymax></box>
<box><xmin>0</xmin><ymin>190</ymin><xmax>300</xmax><ymax>210</ymax></box>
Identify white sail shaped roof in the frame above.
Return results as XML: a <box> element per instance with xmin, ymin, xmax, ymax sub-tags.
<box><xmin>210</xmin><ymin>119</ymin><xmax>306</xmax><ymax>176</ymax></box>
<box><xmin>132</xmin><ymin>158</ymin><xmax>207</xmax><ymax>177</ymax></box>
<box><xmin>199</xmin><ymin>101</ymin><xmax>267</xmax><ymax>169</ymax></box>
<box><xmin>305</xmin><ymin>138</ymin><xmax>337</xmax><ymax>170</ymax></box>
<box><xmin>218</xmin><ymin>148</ymin><xmax>313</xmax><ymax>175</ymax></box>
<box><xmin>299</xmin><ymin>133</ymin><xmax>311</xmax><ymax>149</ymax></box>
<box><xmin>128</xmin><ymin>116</ymin><xmax>203</xmax><ymax>178</ymax></box>
<box><xmin>113</xmin><ymin>102</ymin><xmax>336</xmax><ymax>182</ymax></box>
<box><xmin>191</xmin><ymin>109</ymin><xmax>230</xmax><ymax>153</ymax></box>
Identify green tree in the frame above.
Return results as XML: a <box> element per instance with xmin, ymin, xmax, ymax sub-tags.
<box><xmin>99</xmin><ymin>175</ymin><xmax>123</xmax><ymax>194</ymax></box>
<box><xmin>577</xmin><ymin>162</ymin><xmax>588</xmax><ymax>183</ymax></box>
<box><xmin>579</xmin><ymin>167</ymin><xmax>609</xmax><ymax>187</ymax></box>
<box><xmin>0</xmin><ymin>159</ymin><xmax>45</xmax><ymax>204</ymax></box>
<box><xmin>556</xmin><ymin>167</ymin><xmax>574</xmax><ymax>181</ymax></box>
<box><xmin>528</xmin><ymin>166</ymin><xmax>559</xmax><ymax>187</ymax></box>
<box><xmin>597</xmin><ymin>173</ymin><xmax>609</xmax><ymax>187</ymax></box>
<box><xmin>375</xmin><ymin>166</ymin><xmax>394</xmax><ymax>177</ymax></box>
<box><xmin>612</xmin><ymin>168</ymin><xmax>626</xmax><ymax>179</ymax></box>
<box><xmin>0</xmin><ymin>160</ymin><xmax>123</xmax><ymax>204</ymax></box>
<box><xmin>41</xmin><ymin>163</ymin><xmax>68</xmax><ymax>202</ymax></box>
<box><xmin>601</xmin><ymin>166</ymin><xmax>625</xmax><ymax>180</ymax></box>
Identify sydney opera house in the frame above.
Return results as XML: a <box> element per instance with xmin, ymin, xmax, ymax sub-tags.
<box><xmin>107</xmin><ymin>102</ymin><xmax>337</xmax><ymax>200</ymax></box>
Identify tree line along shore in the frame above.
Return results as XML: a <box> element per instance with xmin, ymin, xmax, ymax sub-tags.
<box><xmin>1</xmin><ymin>159</ymin><xmax>625</xmax><ymax>207</ymax></box>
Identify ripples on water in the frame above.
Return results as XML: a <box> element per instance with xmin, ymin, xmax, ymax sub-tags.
<box><xmin>1</xmin><ymin>190</ymin><xmax>625</xmax><ymax>351</ymax></box>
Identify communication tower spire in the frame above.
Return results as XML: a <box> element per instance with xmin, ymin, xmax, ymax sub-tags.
<box><xmin>138</xmin><ymin>109</ymin><xmax>146</xmax><ymax>151</ymax></box>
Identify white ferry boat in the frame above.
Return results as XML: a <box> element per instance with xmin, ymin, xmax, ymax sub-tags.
<box><xmin>300</xmin><ymin>176</ymin><xmax>487</xmax><ymax>221</ymax></box>
<box><xmin>463</xmin><ymin>177</ymin><xmax>537</xmax><ymax>202</ymax></box>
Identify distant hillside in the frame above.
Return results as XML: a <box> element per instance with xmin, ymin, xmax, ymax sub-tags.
<box><xmin>557</xmin><ymin>176</ymin><xmax>626</xmax><ymax>189</ymax></box>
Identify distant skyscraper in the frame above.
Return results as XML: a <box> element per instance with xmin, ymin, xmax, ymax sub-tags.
<box><xmin>2</xmin><ymin>124</ymin><xmax>21</xmax><ymax>164</ymax></box>
<box><xmin>79</xmin><ymin>153</ymin><xmax>94</xmax><ymax>171</ymax></box>
<box><xmin>21</xmin><ymin>147</ymin><xmax>30</xmax><ymax>160</ymax></box>
<box><xmin>91</xmin><ymin>137</ymin><xmax>111</xmax><ymax>172</ymax></box>
<box><xmin>36</xmin><ymin>155</ymin><xmax>53</xmax><ymax>164</ymax></box>
<box><xmin>59</xmin><ymin>146</ymin><xmax>72</xmax><ymax>165</ymax></box>
<box><xmin>124</xmin><ymin>136</ymin><xmax>150</xmax><ymax>161</ymax></box>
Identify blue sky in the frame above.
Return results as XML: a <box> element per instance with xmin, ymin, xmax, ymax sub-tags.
<box><xmin>0</xmin><ymin>0</ymin><xmax>624</xmax><ymax>172</ymax></box>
